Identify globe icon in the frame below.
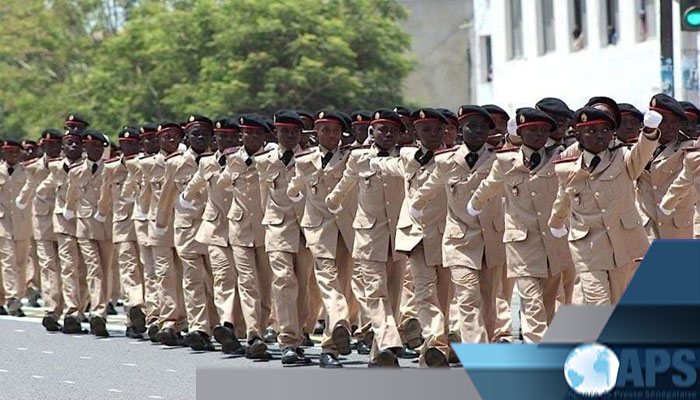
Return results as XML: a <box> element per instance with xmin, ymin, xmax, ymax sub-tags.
<box><xmin>564</xmin><ymin>343</ymin><xmax>620</xmax><ymax>396</ymax></box>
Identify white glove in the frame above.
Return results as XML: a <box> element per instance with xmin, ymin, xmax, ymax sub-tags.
<box><xmin>63</xmin><ymin>209</ymin><xmax>75</xmax><ymax>220</ymax></box>
<box><xmin>507</xmin><ymin>118</ymin><xmax>518</xmax><ymax>136</ymax></box>
<box><xmin>550</xmin><ymin>226</ymin><xmax>568</xmax><ymax>238</ymax></box>
<box><xmin>369</xmin><ymin>158</ymin><xmax>381</xmax><ymax>172</ymax></box>
<box><xmin>15</xmin><ymin>198</ymin><xmax>27</xmax><ymax>210</ymax></box>
<box><xmin>466</xmin><ymin>200</ymin><xmax>481</xmax><ymax>216</ymax></box>
<box><xmin>328</xmin><ymin>203</ymin><xmax>343</xmax><ymax>215</ymax></box>
<box><xmin>94</xmin><ymin>212</ymin><xmax>106</xmax><ymax>223</ymax></box>
<box><xmin>658</xmin><ymin>205</ymin><xmax>673</xmax><ymax>216</ymax></box>
<box><xmin>644</xmin><ymin>110</ymin><xmax>663</xmax><ymax>130</ymax></box>
<box><xmin>178</xmin><ymin>193</ymin><xmax>196</xmax><ymax>210</ymax></box>
<box><xmin>289</xmin><ymin>192</ymin><xmax>304</xmax><ymax>203</ymax></box>
<box><xmin>409</xmin><ymin>205</ymin><xmax>422</xmax><ymax>222</ymax></box>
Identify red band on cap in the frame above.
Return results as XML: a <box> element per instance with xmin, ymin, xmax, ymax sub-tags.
<box><xmin>84</xmin><ymin>139</ymin><xmax>103</xmax><ymax>144</ymax></box>
<box><xmin>517</xmin><ymin>121</ymin><xmax>552</xmax><ymax>130</ymax></box>
<box><xmin>351</xmin><ymin>121</ymin><xmax>370</xmax><ymax>126</ymax></box>
<box><xmin>2</xmin><ymin>145</ymin><xmax>21</xmax><ymax>150</ymax></box>
<box><xmin>62</xmin><ymin>133</ymin><xmax>82</xmax><ymax>141</ymax></box>
<box><xmin>457</xmin><ymin>112</ymin><xmax>481</xmax><ymax>122</ymax></box>
<box><xmin>118</xmin><ymin>138</ymin><xmax>140</xmax><ymax>142</ymax></box>
<box><xmin>140</xmin><ymin>131</ymin><xmax>157</xmax><ymax>137</ymax></box>
<box><xmin>650</xmin><ymin>106</ymin><xmax>673</xmax><ymax>115</ymax></box>
<box><xmin>184</xmin><ymin>121</ymin><xmax>213</xmax><ymax>131</ymax></box>
<box><xmin>157</xmin><ymin>126</ymin><xmax>181</xmax><ymax>136</ymax></box>
<box><xmin>23</xmin><ymin>144</ymin><xmax>38</xmax><ymax>147</ymax></box>
<box><xmin>685</xmin><ymin>111</ymin><xmax>698</xmax><ymax>119</ymax></box>
<box><xmin>575</xmin><ymin>120</ymin><xmax>611</xmax><ymax>128</ymax></box>
<box><xmin>314</xmin><ymin>118</ymin><xmax>342</xmax><ymax>126</ymax></box>
<box><xmin>413</xmin><ymin>118</ymin><xmax>440</xmax><ymax>124</ymax></box>
<box><xmin>213</xmin><ymin>128</ymin><xmax>240</xmax><ymax>133</ymax></box>
<box><xmin>239</xmin><ymin>124</ymin><xmax>265</xmax><ymax>131</ymax></box>
<box><xmin>65</xmin><ymin>121</ymin><xmax>86</xmax><ymax>127</ymax></box>
<box><xmin>273</xmin><ymin>122</ymin><xmax>301</xmax><ymax>128</ymax></box>
<box><xmin>40</xmin><ymin>138</ymin><xmax>61</xmax><ymax>143</ymax></box>
<box><xmin>371</xmin><ymin>119</ymin><xmax>401</xmax><ymax>127</ymax></box>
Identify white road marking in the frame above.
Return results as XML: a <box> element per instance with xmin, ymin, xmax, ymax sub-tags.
<box><xmin>148</xmin><ymin>396</ymin><xmax>165</xmax><ymax>399</ymax></box>
<box><xmin>107</xmin><ymin>388</ymin><xmax>123</xmax><ymax>393</ymax></box>
<box><xmin>128</xmin><ymin>341</ymin><xmax>142</xmax><ymax>345</ymax></box>
<box><xmin>0</xmin><ymin>369</ymin><xmax>8</xmax><ymax>373</ymax></box>
<box><xmin>164</xmin><ymin>369</ymin><xmax>177</xmax><ymax>373</ymax></box>
<box><xmin>79</xmin><ymin>356</ymin><xmax>92</xmax><ymax>360</ymax></box>
<box><xmin>123</xmin><ymin>363</ymin><xmax>137</xmax><ymax>367</ymax></box>
<box><xmin>17</xmin><ymin>347</ymin><xmax>28</xmax><ymax>351</ymax></box>
<box><xmin>42</xmin><ymin>351</ymin><xmax>54</xmax><ymax>354</ymax></box>
<box><xmin>62</xmin><ymin>380</ymin><xmax>75</xmax><ymax>384</ymax></box>
<box><xmin>14</xmin><ymin>329</ymin><xmax>26</xmax><ymax>332</ymax></box>
<box><xmin>31</xmin><ymin>375</ymin><xmax>45</xmax><ymax>379</ymax></box>
<box><xmin>72</xmin><ymin>335</ymin><xmax>83</xmax><ymax>338</ymax></box>
<box><xmin>100</xmin><ymin>338</ymin><xmax>113</xmax><ymax>342</ymax></box>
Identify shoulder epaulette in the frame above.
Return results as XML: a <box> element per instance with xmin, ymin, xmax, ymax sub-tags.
<box><xmin>496</xmin><ymin>146</ymin><xmax>519</xmax><ymax>153</ymax></box>
<box><xmin>435</xmin><ymin>146</ymin><xmax>458</xmax><ymax>155</ymax></box>
<box><xmin>69</xmin><ymin>161</ymin><xmax>84</xmax><ymax>169</ymax></box>
<box><xmin>22</xmin><ymin>158</ymin><xmax>39</xmax><ymax>167</ymax></box>
<box><xmin>295</xmin><ymin>149</ymin><xmax>316</xmax><ymax>158</ymax></box>
<box><xmin>124</xmin><ymin>154</ymin><xmax>138</xmax><ymax>160</ymax></box>
<box><xmin>552</xmin><ymin>156</ymin><xmax>579</xmax><ymax>165</ymax></box>
<box><xmin>683</xmin><ymin>146</ymin><xmax>700</xmax><ymax>152</ymax></box>
<box><xmin>165</xmin><ymin>152</ymin><xmax>182</xmax><ymax>160</ymax></box>
<box><xmin>339</xmin><ymin>144</ymin><xmax>355</xmax><ymax>151</ymax></box>
<box><xmin>623</xmin><ymin>138</ymin><xmax>638</xmax><ymax>144</ymax></box>
<box><xmin>105</xmin><ymin>157</ymin><xmax>120</xmax><ymax>164</ymax></box>
<box><xmin>139</xmin><ymin>154</ymin><xmax>155</xmax><ymax>160</ymax></box>
<box><xmin>223</xmin><ymin>146</ymin><xmax>241</xmax><ymax>156</ymax></box>
<box><xmin>255</xmin><ymin>148</ymin><xmax>274</xmax><ymax>157</ymax></box>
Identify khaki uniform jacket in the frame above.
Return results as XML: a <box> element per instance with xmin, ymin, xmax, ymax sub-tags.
<box><xmin>99</xmin><ymin>155</ymin><xmax>137</xmax><ymax>243</ymax></box>
<box><xmin>471</xmin><ymin>147</ymin><xmax>573</xmax><ymax>278</ymax></box>
<box><xmin>65</xmin><ymin>160</ymin><xmax>111</xmax><ymax>241</ymax></box>
<box><xmin>224</xmin><ymin>147</ymin><xmax>266</xmax><ymax>248</ymax></box>
<box><xmin>287</xmin><ymin>146</ymin><xmax>356</xmax><ymax>259</ymax></box>
<box><xmin>18</xmin><ymin>155</ymin><xmax>56</xmax><ymax>240</ymax></box>
<box><xmin>372</xmin><ymin>146</ymin><xmax>445</xmax><ymax>266</ymax></box>
<box><xmin>636</xmin><ymin>139</ymin><xmax>696</xmax><ymax>238</ymax></box>
<box><xmin>326</xmin><ymin>145</ymin><xmax>406</xmax><ymax>263</ymax></box>
<box><xmin>122</xmin><ymin>154</ymin><xmax>155</xmax><ymax>245</ymax></box>
<box><xmin>139</xmin><ymin>152</ymin><xmax>174</xmax><ymax>247</ymax></box>
<box><xmin>181</xmin><ymin>151</ymin><xmax>231</xmax><ymax>248</ymax></box>
<box><xmin>659</xmin><ymin>147</ymin><xmax>700</xmax><ymax>234</ymax></box>
<box><xmin>36</xmin><ymin>158</ymin><xmax>81</xmax><ymax>237</ymax></box>
<box><xmin>256</xmin><ymin>146</ymin><xmax>306</xmax><ymax>253</ymax></box>
<box><xmin>156</xmin><ymin>149</ymin><xmax>207</xmax><ymax>254</ymax></box>
<box><xmin>549</xmin><ymin>133</ymin><xmax>658</xmax><ymax>271</ymax></box>
<box><xmin>411</xmin><ymin>144</ymin><xmax>505</xmax><ymax>269</ymax></box>
<box><xmin>0</xmin><ymin>162</ymin><xmax>31</xmax><ymax>240</ymax></box>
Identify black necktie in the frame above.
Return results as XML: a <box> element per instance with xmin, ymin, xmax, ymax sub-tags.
<box><xmin>245</xmin><ymin>157</ymin><xmax>252</xmax><ymax>166</ymax></box>
<box><xmin>280</xmin><ymin>150</ymin><xmax>294</xmax><ymax>166</ymax></box>
<box><xmin>528</xmin><ymin>152</ymin><xmax>541</xmax><ymax>171</ymax></box>
<box><xmin>588</xmin><ymin>155</ymin><xmax>601</xmax><ymax>172</ymax></box>
<box><xmin>322</xmin><ymin>152</ymin><xmax>334</xmax><ymax>169</ymax></box>
<box><xmin>8</xmin><ymin>166</ymin><xmax>14</xmax><ymax>175</ymax></box>
<box><xmin>218</xmin><ymin>155</ymin><xmax>226</xmax><ymax>167</ymax></box>
<box><xmin>645</xmin><ymin>145</ymin><xmax>666</xmax><ymax>171</ymax></box>
<box><xmin>63</xmin><ymin>163</ymin><xmax>70</xmax><ymax>173</ymax></box>
<box><xmin>377</xmin><ymin>150</ymin><xmax>390</xmax><ymax>157</ymax></box>
<box><xmin>466</xmin><ymin>152</ymin><xmax>478</xmax><ymax>168</ymax></box>
<box><xmin>91</xmin><ymin>163</ymin><xmax>98</xmax><ymax>174</ymax></box>
<box><xmin>419</xmin><ymin>150</ymin><xmax>434</xmax><ymax>166</ymax></box>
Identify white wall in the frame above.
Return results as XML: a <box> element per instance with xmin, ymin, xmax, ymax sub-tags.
<box><xmin>473</xmin><ymin>0</ymin><xmax>692</xmax><ymax>115</ymax></box>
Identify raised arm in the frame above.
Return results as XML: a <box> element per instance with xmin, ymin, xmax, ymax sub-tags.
<box><xmin>469</xmin><ymin>158</ymin><xmax>505</xmax><ymax>212</ymax></box>
<box><xmin>326</xmin><ymin>153</ymin><xmax>363</xmax><ymax>210</ymax></box>
<box><xmin>659</xmin><ymin>152</ymin><xmax>700</xmax><ymax>212</ymax></box>
<box><xmin>410</xmin><ymin>162</ymin><xmax>446</xmax><ymax>210</ymax></box>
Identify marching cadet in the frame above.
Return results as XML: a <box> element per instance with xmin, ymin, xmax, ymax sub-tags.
<box><xmin>16</xmin><ymin>129</ymin><xmax>64</xmax><ymax>329</ymax></box>
<box><xmin>535</xmin><ymin>98</ymin><xmax>574</xmax><ymax>150</ymax></box>
<box><xmin>287</xmin><ymin>110</ymin><xmax>357</xmax><ymax>368</ymax></box>
<box><xmin>394</xmin><ymin>106</ymin><xmax>417</xmax><ymax>146</ymax></box>
<box><xmin>98</xmin><ymin>126</ymin><xmax>147</xmax><ymax>338</ymax></box>
<box><xmin>350</xmin><ymin>110</ymin><xmax>372</xmax><ymax>146</ymax></box>
<box><xmin>35</xmin><ymin>123</ymin><xmax>89</xmax><ymax>334</ymax></box>
<box><xmin>680</xmin><ymin>101</ymin><xmax>700</xmax><ymax>140</ymax></box>
<box><xmin>549</xmin><ymin>107</ymin><xmax>661</xmax><ymax>304</ymax></box>
<box><xmin>614</xmin><ymin>104</ymin><xmax>644</xmax><ymax>148</ymax></box>
<box><xmin>255</xmin><ymin>109</ymin><xmax>314</xmax><ymax>366</ymax></box>
<box><xmin>0</xmin><ymin>139</ymin><xmax>32</xmax><ymax>317</ymax></box>
<box><xmin>468</xmin><ymin>108</ymin><xmax>574</xmax><ymax>343</ymax></box>
<box><xmin>370</xmin><ymin>108</ymin><xmax>450</xmax><ymax>367</ymax></box>
<box><xmin>63</xmin><ymin>129</ymin><xmax>113</xmax><ymax>337</ymax></box>
<box><xmin>636</xmin><ymin>94</ymin><xmax>695</xmax><ymax>240</ymax></box>
<box><xmin>325</xmin><ymin>108</ymin><xmax>407</xmax><ymax>367</ymax></box>
<box><xmin>21</xmin><ymin>139</ymin><xmax>43</xmax><ymax>308</ymax></box>
<box><xmin>437</xmin><ymin>108</ymin><xmax>459</xmax><ymax>148</ymax></box>
<box><xmin>157</xmin><ymin>115</ymin><xmax>217</xmax><ymax>351</ymax></box>
<box><xmin>660</xmin><ymin>144</ymin><xmax>700</xmax><ymax>240</ymax></box>
<box><xmin>22</xmin><ymin>139</ymin><xmax>41</xmax><ymax>161</ymax></box>
<box><xmin>411</xmin><ymin>105</ymin><xmax>504</xmax><ymax>346</ymax></box>
<box><xmin>339</xmin><ymin>111</ymin><xmax>356</xmax><ymax>147</ymax></box>
<box><xmin>297</xmin><ymin>110</ymin><xmax>318</xmax><ymax>149</ymax></box>
<box><xmin>483</xmin><ymin>105</ymin><xmax>508</xmax><ymax>150</ymax></box>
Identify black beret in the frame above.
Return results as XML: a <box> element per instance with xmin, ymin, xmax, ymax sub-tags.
<box><xmin>535</xmin><ymin>98</ymin><xmax>574</xmax><ymax>119</ymax></box>
<box><xmin>411</xmin><ymin>107</ymin><xmax>450</xmax><ymax>125</ymax></box>
<box><xmin>2</xmin><ymin>139</ymin><xmax>22</xmax><ymax>148</ymax></box>
<box><xmin>214</xmin><ymin>117</ymin><xmax>240</xmax><ymax>131</ymax></box>
<box><xmin>337</xmin><ymin>112</ymin><xmax>352</xmax><ymax>131</ymax></box>
<box><xmin>184</xmin><ymin>114</ymin><xmax>213</xmax><ymax>132</ymax></box>
<box><xmin>371</xmin><ymin>108</ymin><xmax>406</xmax><ymax>132</ymax></box>
<box><xmin>437</xmin><ymin>108</ymin><xmax>459</xmax><ymax>126</ymax></box>
<box><xmin>140</xmin><ymin>123</ymin><xmax>159</xmax><ymax>136</ymax></box>
<box><xmin>297</xmin><ymin>110</ymin><xmax>314</xmax><ymax>122</ymax></box>
<box><xmin>65</xmin><ymin>113</ymin><xmax>90</xmax><ymax>128</ymax></box>
<box><xmin>84</xmin><ymin>129</ymin><xmax>109</xmax><ymax>146</ymax></box>
<box><xmin>457</xmin><ymin>105</ymin><xmax>496</xmax><ymax>129</ymax></box>
<box><xmin>650</xmin><ymin>93</ymin><xmax>688</xmax><ymax>121</ymax></box>
<box><xmin>273</xmin><ymin>110</ymin><xmax>304</xmax><ymax>129</ymax></box>
<box><xmin>351</xmin><ymin>110</ymin><xmax>373</xmax><ymax>125</ymax></box>
<box><xmin>393</xmin><ymin>106</ymin><xmax>414</xmax><ymax>118</ymax></box>
<box><xmin>515</xmin><ymin>107</ymin><xmax>558</xmax><ymax>133</ymax></box>
<box><xmin>680</xmin><ymin>101</ymin><xmax>700</xmax><ymax>122</ymax></box>
<box><xmin>586</xmin><ymin>96</ymin><xmax>621</xmax><ymax>130</ymax></box>
<box><xmin>315</xmin><ymin>110</ymin><xmax>349</xmax><ymax>132</ymax></box>
<box><xmin>157</xmin><ymin>121</ymin><xmax>184</xmax><ymax>136</ymax></box>
<box><xmin>62</xmin><ymin>128</ymin><xmax>83</xmax><ymax>141</ymax></box>
<box><xmin>238</xmin><ymin>114</ymin><xmax>271</xmax><ymax>133</ymax></box>
<box><xmin>262</xmin><ymin>116</ymin><xmax>276</xmax><ymax>132</ymax></box>
<box><xmin>573</xmin><ymin>106</ymin><xmax>617</xmax><ymax>128</ymax></box>
<box><xmin>40</xmin><ymin>128</ymin><xmax>63</xmax><ymax>141</ymax></box>
<box><xmin>618</xmin><ymin>103</ymin><xmax>643</xmax><ymax>122</ymax></box>
<box><xmin>119</xmin><ymin>126</ymin><xmax>141</xmax><ymax>140</ymax></box>
<box><xmin>22</xmin><ymin>139</ymin><xmax>38</xmax><ymax>148</ymax></box>
<box><xmin>482</xmin><ymin>104</ymin><xmax>510</xmax><ymax>120</ymax></box>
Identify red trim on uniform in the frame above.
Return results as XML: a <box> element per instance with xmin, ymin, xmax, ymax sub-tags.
<box><xmin>272</xmin><ymin>122</ymin><xmax>301</xmax><ymax>128</ymax></box>
<box><xmin>240</xmin><ymin>124</ymin><xmax>265</xmax><ymax>131</ymax></box>
<box><xmin>684</xmin><ymin>111</ymin><xmax>698</xmax><ymax>119</ymax></box>
<box><xmin>351</xmin><ymin>121</ymin><xmax>370</xmax><ymax>126</ymax></box>
<box><xmin>314</xmin><ymin>118</ymin><xmax>342</xmax><ymax>126</ymax></box>
<box><xmin>184</xmin><ymin>121</ymin><xmax>213</xmax><ymax>131</ymax></box>
<box><xmin>650</xmin><ymin>106</ymin><xmax>674</xmax><ymax>115</ymax></box>
<box><xmin>371</xmin><ymin>119</ymin><xmax>402</xmax><ymax>127</ymax></box>
<box><xmin>575</xmin><ymin>120</ymin><xmax>611</xmax><ymax>128</ymax></box>
<box><xmin>517</xmin><ymin>121</ymin><xmax>551</xmax><ymax>130</ymax></box>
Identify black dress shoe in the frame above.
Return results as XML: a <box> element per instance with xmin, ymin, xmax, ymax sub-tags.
<box><xmin>331</xmin><ymin>325</ymin><xmax>351</xmax><ymax>356</ymax></box>
<box><xmin>107</xmin><ymin>302</ymin><xmax>118</xmax><ymax>316</ymax></box>
<box><xmin>42</xmin><ymin>314</ymin><xmax>61</xmax><ymax>332</ymax></box>
<box><xmin>186</xmin><ymin>331</ymin><xmax>215</xmax><ymax>351</ymax></box>
<box><xmin>10</xmin><ymin>308</ymin><xmax>25</xmax><ymax>317</ymax></box>
<box><xmin>157</xmin><ymin>327</ymin><xmax>183</xmax><ymax>347</ymax></box>
<box><xmin>313</xmin><ymin>319</ymin><xmax>325</xmax><ymax>335</ymax></box>
<box><xmin>497</xmin><ymin>338</ymin><xmax>512</xmax><ymax>344</ymax></box>
<box><xmin>363</xmin><ymin>330</ymin><xmax>375</xmax><ymax>348</ymax></box>
<box><xmin>319</xmin><ymin>352</ymin><xmax>343</xmax><ymax>368</ymax></box>
<box><xmin>126</xmin><ymin>327</ymin><xmax>144</xmax><ymax>339</ymax></box>
<box><xmin>212</xmin><ymin>324</ymin><xmax>244</xmax><ymax>354</ymax></box>
<box><xmin>27</xmin><ymin>291</ymin><xmax>41</xmax><ymax>308</ymax></box>
<box><xmin>369</xmin><ymin>349</ymin><xmax>399</xmax><ymax>368</ymax></box>
<box><xmin>0</xmin><ymin>306</ymin><xmax>7</xmax><ymax>315</ymax></box>
<box><xmin>424</xmin><ymin>347</ymin><xmax>449</xmax><ymax>368</ymax></box>
<box><xmin>404</xmin><ymin>318</ymin><xmax>423</xmax><ymax>349</ymax></box>
<box><xmin>63</xmin><ymin>315</ymin><xmax>83</xmax><ymax>334</ymax></box>
<box><xmin>89</xmin><ymin>316</ymin><xmax>109</xmax><ymax>337</ymax></box>
<box><xmin>356</xmin><ymin>341</ymin><xmax>371</xmax><ymax>355</ymax></box>
<box><xmin>246</xmin><ymin>338</ymin><xmax>268</xmax><ymax>359</ymax></box>
<box><xmin>128</xmin><ymin>307</ymin><xmax>147</xmax><ymax>334</ymax></box>
<box><xmin>300</xmin><ymin>332</ymin><xmax>314</xmax><ymax>347</ymax></box>
<box><xmin>263</xmin><ymin>327</ymin><xmax>278</xmax><ymax>344</ymax></box>
<box><xmin>147</xmin><ymin>324</ymin><xmax>160</xmax><ymax>343</ymax></box>
<box><xmin>281</xmin><ymin>347</ymin><xmax>311</xmax><ymax>365</ymax></box>
<box><xmin>79</xmin><ymin>314</ymin><xmax>89</xmax><ymax>323</ymax></box>
<box><xmin>396</xmin><ymin>345</ymin><xmax>419</xmax><ymax>359</ymax></box>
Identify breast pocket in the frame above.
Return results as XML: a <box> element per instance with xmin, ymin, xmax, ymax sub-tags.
<box><xmin>503</xmin><ymin>228</ymin><xmax>527</xmax><ymax>243</ymax></box>
<box><xmin>360</xmin><ymin>171</ymin><xmax>380</xmax><ymax>193</ymax></box>
<box><xmin>352</xmin><ymin>214</ymin><xmax>376</xmax><ymax>230</ymax></box>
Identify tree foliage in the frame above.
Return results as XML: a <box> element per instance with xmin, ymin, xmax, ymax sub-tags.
<box><xmin>0</xmin><ymin>0</ymin><xmax>413</xmax><ymax>139</ymax></box>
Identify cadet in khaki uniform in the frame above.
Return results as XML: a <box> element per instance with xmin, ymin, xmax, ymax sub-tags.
<box><xmin>636</xmin><ymin>94</ymin><xmax>695</xmax><ymax>240</ymax></box>
<box><xmin>64</xmin><ymin>129</ymin><xmax>113</xmax><ymax>337</ymax></box>
<box><xmin>21</xmin><ymin>140</ymin><xmax>42</xmax><ymax>308</ymax></box>
<box><xmin>326</xmin><ymin>109</ymin><xmax>407</xmax><ymax>367</ymax></box>
<box><xmin>660</xmin><ymin>147</ymin><xmax>700</xmax><ymax>238</ymax></box>
<box><xmin>667</xmin><ymin>102</ymin><xmax>700</xmax><ymax>238</ymax></box>
<box><xmin>468</xmin><ymin>108</ymin><xmax>574</xmax><ymax>343</ymax></box>
<box><xmin>36</xmin><ymin>123</ymin><xmax>88</xmax><ymax>335</ymax></box>
<box><xmin>411</xmin><ymin>105</ymin><xmax>505</xmax><ymax>346</ymax></box>
<box><xmin>157</xmin><ymin>115</ymin><xmax>217</xmax><ymax>351</ymax></box>
<box><xmin>613</xmin><ymin>104</ymin><xmax>644</xmax><ymax>149</ymax></box>
<box><xmin>0</xmin><ymin>140</ymin><xmax>31</xmax><ymax>317</ymax></box>
<box><xmin>99</xmin><ymin>127</ymin><xmax>147</xmax><ymax>338</ymax></box>
<box><xmin>287</xmin><ymin>110</ymin><xmax>356</xmax><ymax>368</ymax></box>
<box><xmin>16</xmin><ymin>129</ymin><xmax>64</xmax><ymax>329</ymax></box>
<box><xmin>370</xmin><ymin>108</ymin><xmax>451</xmax><ymax>367</ymax></box>
<box><xmin>256</xmin><ymin>110</ymin><xmax>313</xmax><ymax>366</ymax></box>
<box><xmin>549</xmin><ymin>107</ymin><xmax>661</xmax><ymax>305</ymax></box>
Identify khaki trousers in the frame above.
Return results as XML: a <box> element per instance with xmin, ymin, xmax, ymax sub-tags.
<box><xmin>516</xmin><ymin>274</ymin><xmax>561</xmax><ymax>343</ymax></box>
<box><xmin>36</xmin><ymin>239</ymin><xmax>62</xmax><ymax>316</ymax></box>
<box><xmin>207</xmin><ymin>244</ymin><xmax>237</xmax><ymax>328</ymax></box>
<box><xmin>230</xmin><ymin>245</ymin><xmax>272</xmax><ymax>341</ymax></box>
<box><xmin>56</xmin><ymin>233</ymin><xmax>84</xmax><ymax>317</ymax></box>
<box><xmin>0</xmin><ymin>238</ymin><xmax>28</xmax><ymax>311</ymax></box>
<box><xmin>77</xmin><ymin>239</ymin><xmax>113</xmax><ymax>318</ymax></box>
<box><xmin>109</xmin><ymin>247</ymin><xmax>120</xmax><ymax>303</ymax></box>
<box><xmin>314</xmin><ymin>236</ymin><xmax>351</xmax><ymax>355</ymax></box>
<box><xmin>450</xmin><ymin>263</ymin><xmax>500</xmax><ymax>344</ymax></box>
<box><xmin>152</xmin><ymin>246</ymin><xmax>186</xmax><ymax>331</ymax></box>
<box><xmin>303</xmin><ymin>272</ymin><xmax>323</xmax><ymax>334</ymax></box>
<box><xmin>397</xmin><ymin>259</ymin><xmax>420</xmax><ymax>344</ymax></box>
<box><xmin>579</xmin><ymin>264</ymin><xmax>632</xmax><ymax>305</ymax></box>
<box><xmin>361</xmin><ymin>253</ymin><xmax>405</xmax><ymax>361</ymax></box>
<box><xmin>138</xmin><ymin>243</ymin><xmax>159</xmax><ymax>325</ymax></box>
<box><xmin>493</xmin><ymin>266</ymin><xmax>515</xmax><ymax>342</ymax></box>
<box><xmin>179</xmin><ymin>251</ymin><xmax>216</xmax><ymax>335</ymax></box>
<box><xmin>117</xmin><ymin>241</ymin><xmax>145</xmax><ymax>326</ymax></box>
<box><xmin>349</xmin><ymin>260</ymin><xmax>372</xmax><ymax>339</ymax></box>
<box><xmin>267</xmin><ymin>248</ymin><xmax>313</xmax><ymax>349</ymax></box>
<box><xmin>26</xmin><ymin>239</ymin><xmax>41</xmax><ymax>294</ymax></box>
<box><xmin>556</xmin><ymin>268</ymin><xmax>576</xmax><ymax>309</ymax></box>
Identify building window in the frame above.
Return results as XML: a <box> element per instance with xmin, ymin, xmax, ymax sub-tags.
<box><xmin>601</xmin><ymin>0</ymin><xmax>620</xmax><ymax>46</ymax></box>
<box><xmin>506</xmin><ymin>0</ymin><xmax>524</xmax><ymax>59</ymax></box>
<box><xmin>538</xmin><ymin>0</ymin><xmax>556</xmax><ymax>55</ymax></box>
<box><xmin>636</xmin><ymin>0</ymin><xmax>656</xmax><ymax>41</ymax></box>
<box><xmin>569</xmin><ymin>0</ymin><xmax>587</xmax><ymax>51</ymax></box>
<box><xmin>480</xmin><ymin>35</ymin><xmax>493</xmax><ymax>82</ymax></box>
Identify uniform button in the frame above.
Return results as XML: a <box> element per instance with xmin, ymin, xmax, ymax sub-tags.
<box><xmin>601</xmin><ymin>208</ymin><xmax>607</xmax><ymax>213</ymax></box>
<box><xmin>386</xmin><ymin>201</ymin><xmax>389</xmax><ymax>205</ymax></box>
<box><xmin>595</xmin><ymin>192</ymin><xmax>600</xmax><ymax>197</ymax></box>
<box><xmin>541</xmin><ymin>231</ymin><xmax>546</xmax><ymax>235</ymax></box>
<box><xmin>383</xmin><ymin>183</ymin><xmax>387</xmax><ymax>187</ymax></box>
<box><xmin>537</xmin><ymin>211</ymin><xmax>542</xmax><ymax>216</ymax></box>
<box><xmin>531</xmin><ymin>192</ymin><xmax>536</xmax><ymax>197</ymax></box>
<box><xmin>658</xmin><ymin>222</ymin><xmax>663</xmax><ymax>226</ymax></box>
<box><xmin>606</xmin><ymin>226</ymin><xmax>611</xmax><ymax>231</ymax></box>
<box><xmin>653</xmin><ymin>185</ymin><xmax>658</xmax><ymax>190</ymax></box>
